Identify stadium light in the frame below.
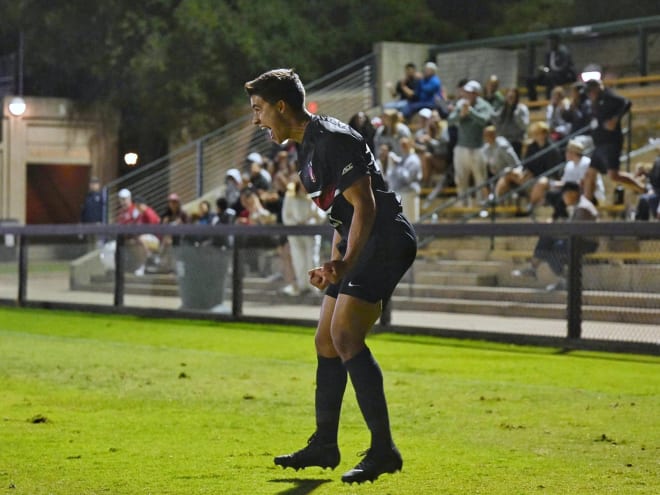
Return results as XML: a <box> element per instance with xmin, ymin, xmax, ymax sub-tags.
<box><xmin>124</xmin><ymin>152</ymin><xmax>139</xmax><ymax>167</ymax></box>
<box><xmin>8</xmin><ymin>97</ymin><xmax>26</xmax><ymax>117</ymax></box>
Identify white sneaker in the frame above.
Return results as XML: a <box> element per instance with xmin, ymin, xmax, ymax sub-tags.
<box><xmin>511</xmin><ymin>267</ymin><xmax>537</xmax><ymax>279</ymax></box>
<box><xmin>134</xmin><ymin>265</ymin><xmax>145</xmax><ymax>277</ymax></box>
<box><xmin>546</xmin><ymin>277</ymin><xmax>566</xmax><ymax>291</ymax></box>
<box><xmin>280</xmin><ymin>284</ymin><xmax>300</xmax><ymax>296</ymax></box>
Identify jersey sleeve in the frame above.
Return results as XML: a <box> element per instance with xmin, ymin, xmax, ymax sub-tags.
<box><xmin>328</xmin><ymin>132</ymin><xmax>374</xmax><ymax>194</ymax></box>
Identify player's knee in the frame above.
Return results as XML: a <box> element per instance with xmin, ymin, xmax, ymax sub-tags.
<box><xmin>330</xmin><ymin>330</ymin><xmax>363</xmax><ymax>361</ymax></box>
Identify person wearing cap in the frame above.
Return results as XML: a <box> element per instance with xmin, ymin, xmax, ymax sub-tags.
<box><xmin>525</xmin><ymin>34</ymin><xmax>577</xmax><ymax>101</ymax></box>
<box><xmin>116</xmin><ymin>188</ymin><xmax>140</xmax><ymax>225</ymax></box>
<box><xmin>225</xmin><ymin>168</ymin><xmax>245</xmax><ymax>212</ymax></box>
<box><xmin>246</xmin><ymin>152</ymin><xmax>272</xmax><ymax>192</ymax></box>
<box><xmin>447</xmin><ymin>79</ymin><xmax>493</xmax><ymax>206</ymax></box>
<box><xmin>402</xmin><ymin>61</ymin><xmax>444</xmax><ymax>119</ymax></box>
<box><xmin>581</xmin><ymin>79</ymin><xmax>645</xmax><ymax>202</ymax></box>
<box><xmin>512</xmin><ymin>181</ymin><xmax>598</xmax><ymax>291</ymax></box>
<box><xmin>528</xmin><ymin>139</ymin><xmax>604</xmax><ymax>219</ymax></box>
<box><xmin>414</xmin><ymin>108</ymin><xmax>449</xmax><ymax>188</ymax></box>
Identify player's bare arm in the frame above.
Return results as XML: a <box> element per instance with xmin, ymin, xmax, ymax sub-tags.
<box><xmin>309</xmin><ymin>230</ymin><xmax>342</xmax><ymax>290</ymax></box>
<box><xmin>321</xmin><ymin>175</ymin><xmax>376</xmax><ymax>284</ymax></box>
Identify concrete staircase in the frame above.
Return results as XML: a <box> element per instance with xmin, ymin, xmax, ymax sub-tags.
<box><xmin>73</xmin><ymin>234</ymin><xmax>660</xmax><ymax>326</ymax></box>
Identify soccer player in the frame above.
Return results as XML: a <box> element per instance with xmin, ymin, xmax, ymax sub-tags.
<box><xmin>245</xmin><ymin>69</ymin><xmax>417</xmax><ymax>484</ymax></box>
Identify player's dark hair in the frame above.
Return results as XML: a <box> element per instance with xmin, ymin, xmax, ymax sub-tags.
<box><xmin>245</xmin><ymin>69</ymin><xmax>306</xmax><ymax>112</ymax></box>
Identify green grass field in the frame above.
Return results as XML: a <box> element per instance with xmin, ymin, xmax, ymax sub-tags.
<box><xmin>0</xmin><ymin>307</ymin><xmax>658</xmax><ymax>495</ymax></box>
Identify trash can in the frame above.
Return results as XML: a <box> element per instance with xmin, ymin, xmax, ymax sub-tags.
<box><xmin>176</xmin><ymin>244</ymin><xmax>230</xmax><ymax>310</ymax></box>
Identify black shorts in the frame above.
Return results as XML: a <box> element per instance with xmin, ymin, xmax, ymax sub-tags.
<box><xmin>325</xmin><ymin>213</ymin><xmax>417</xmax><ymax>303</ymax></box>
<box><xmin>590</xmin><ymin>142</ymin><xmax>622</xmax><ymax>174</ymax></box>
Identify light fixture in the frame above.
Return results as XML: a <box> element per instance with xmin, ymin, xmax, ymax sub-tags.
<box><xmin>580</xmin><ymin>63</ymin><xmax>602</xmax><ymax>83</ymax></box>
<box><xmin>8</xmin><ymin>96</ymin><xmax>26</xmax><ymax>116</ymax></box>
<box><xmin>124</xmin><ymin>152</ymin><xmax>139</xmax><ymax>166</ymax></box>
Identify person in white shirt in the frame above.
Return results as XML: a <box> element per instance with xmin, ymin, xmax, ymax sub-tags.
<box><xmin>386</xmin><ymin>137</ymin><xmax>422</xmax><ymax>222</ymax></box>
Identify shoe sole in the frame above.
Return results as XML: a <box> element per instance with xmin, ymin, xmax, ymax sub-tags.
<box><xmin>341</xmin><ymin>461</ymin><xmax>403</xmax><ymax>484</ymax></box>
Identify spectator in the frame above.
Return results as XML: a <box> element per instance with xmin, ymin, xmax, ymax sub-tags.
<box><xmin>134</xmin><ymin>196</ymin><xmax>161</xmax><ymax>225</ymax></box>
<box><xmin>495</xmin><ymin>121</ymin><xmax>563</xmax><ymax>204</ymax></box>
<box><xmin>561</xmin><ymin>82</ymin><xmax>593</xmax><ymax>138</ymax></box>
<box><xmin>133</xmin><ymin>196</ymin><xmax>161</xmax><ymax>275</ymax></box>
<box><xmin>271</xmin><ymin>150</ymin><xmax>296</xmax><ymax>198</ymax></box>
<box><xmin>386</xmin><ymin>137</ymin><xmax>422</xmax><ymax>222</ymax></box>
<box><xmin>81</xmin><ymin>177</ymin><xmax>104</xmax><ymax>224</ymax></box>
<box><xmin>159</xmin><ymin>193</ymin><xmax>189</xmax><ymax>273</ymax></box>
<box><xmin>528</xmin><ymin>139</ymin><xmax>604</xmax><ymax>218</ymax></box>
<box><xmin>483</xmin><ymin>75</ymin><xmax>505</xmax><ymax>114</ymax></box>
<box><xmin>447</xmin><ymin>80</ymin><xmax>493</xmax><ymax>206</ymax></box>
<box><xmin>246</xmin><ymin>152</ymin><xmax>272</xmax><ymax>192</ymax></box>
<box><xmin>402</xmin><ymin>62</ymin><xmax>444</xmax><ymax>119</ymax></box>
<box><xmin>281</xmin><ymin>177</ymin><xmax>326</xmax><ymax>296</ymax></box>
<box><xmin>116</xmin><ymin>188</ymin><xmax>140</xmax><ymax>225</ymax></box>
<box><xmin>375</xmin><ymin>142</ymin><xmax>398</xmax><ymax>177</ymax></box>
<box><xmin>115</xmin><ymin>189</ymin><xmax>153</xmax><ymax>276</ymax></box>
<box><xmin>481</xmin><ymin>126</ymin><xmax>520</xmax><ymax>181</ymax></box>
<box><xmin>512</xmin><ymin>181</ymin><xmax>598</xmax><ymax>291</ymax></box>
<box><xmin>546</xmin><ymin>86</ymin><xmax>571</xmax><ymax>141</ymax></box>
<box><xmin>383</xmin><ymin>62</ymin><xmax>421</xmax><ymax>112</ymax></box>
<box><xmin>582</xmin><ymin>79</ymin><xmax>645</xmax><ymax>202</ymax></box>
<box><xmin>225</xmin><ymin>168</ymin><xmax>244</xmax><ymax>212</ymax></box>
<box><xmin>374</xmin><ymin>109</ymin><xmax>411</xmax><ymax>157</ymax></box>
<box><xmin>348</xmin><ymin>111</ymin><xmax>377</xmax><ymax>153</ymax></box>
<box><xmin>526</xmin><ymin>34</ymin><xmax>577</xmax><ymax>101</ymax></box>
<box><xmin>634</xmin><ymin>140</ymin><xmax>660</xmax><ymax>221</ymax></box>
<box><xmin>493</xmin><ymin>88</ymin><xmax>529</xmax><ymax>159</ymax></box>
<box><xmin>195</xmin><ymin>200</ymin><xmax>215</xmax><ymax>225</ymax></box>
<box><xmin>80</xmin><ymin>176</ymin><xmax>105</xmax><ymax>249</ymax></box>
<box><xmin>211</xmin><ymin>197</ymin><xmax>236</xmax><ymax>249</ymax></box>
<box><xmin>415</xmin><ymin>108</ymin><xmax>449</xmax><ymax>188</ymax></box>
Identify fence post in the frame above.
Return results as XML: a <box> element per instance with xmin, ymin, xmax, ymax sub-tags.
<box><xmin>17</xmin><ymin>234</ymin><xmax>27</xmax><ymax>306</ymax></box>
<box><xmin>231</xmin><ymin>238</ymin><xmax>244</xmax><ymax>317</ymax></box>
<box><xmin>196</xmin><ymin>139</ymin><xmax>204</xmax><ymax>198</ymax></box>
<box><xmin>566</xmin><ymin>235</ymin><xmax>583</xmax><ymax>340</ymax></box>
<box><xmin>114</xmin><ymin>235</ymin><xmax>125</xmax><ymax>307</ymax></box>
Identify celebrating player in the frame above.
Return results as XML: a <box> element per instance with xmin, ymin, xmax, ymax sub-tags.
<box><xmin>245</xmin><ymin>69</ymin><xmax>417</xmax><ymax>484</ymax></box>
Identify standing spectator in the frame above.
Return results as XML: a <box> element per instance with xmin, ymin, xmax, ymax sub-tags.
<box><xmin>496</xmin><ymin>122</ymin><xmax>563</xmax><ymax>203</ymax></box>
<box><xmin>225</xmin><ymin>168</ymin><xmax>244</xmax><ymax>212</ymax></box>
<box><xmin>561</xmin><ymin>82</ymin><xmax>592</xmax><ymax>138</ymax></box>
<box><xmin>447</xmin><ymin>80</ymin><xmax>493</xmax><ymax>206</ymax></box>
<box><xmin>415</xmin><ymin>108</ymin><xmax>448</xmax><ymax>188</ymax></box>
<box><xmin>386</xmin><ymin>137</ymin><xmax>422</xmax><ymax>222</ymax></box>
<box><xmin>80</xmin><ymin>177</ymin><xmax>105</xmax><ymax>249</ymax></box>
<box><xmin>493</xmin><ymin>88</ymin><xmax>529</xmax><ymax>159</ymax></box>
<box><xmin>383</xmin><ymin>62</ymin><xmax>421</xmax><ymax>112</ymax></box>
<box><xmin>512</xmin><ymin>182</ymin><xmax>598</xmax><ymax>291</ymax></box>
<box><xmin>374</xmin><ymin>109</ymin><xmax>411</xmax><ymax>157</ymax></box>
<box><xmin>159</xmin><ymin>193</ymin><xmax>189</xmax><ymax>273</ymax></box>
<box><xmin>281</xmin><ymin>178</ymin><xmax>326</xmax><ymax>296</ymax></box>
<box><xmin>546</xmin><ymin>86</ymin><xmax>571</xmax><ymax>141</ymax></box>
<box><xmin>211</xmin><ymin>197</ymin><xmax>236</xmax><ymax>249</ymax></box>
<box><xmin>526</xmin><ymin>34</ymin><xmax>577</xmax><ymax>101</ymax></box>
<box><xmin>483</xmin><ymin>75</ymin><xmax>505</xmax><ymax>114</ymax></box>
<box><xmin>402</xmin><ymin>62</ymin><xmax>444</xmax><ymax>119</ymax></box>
<box><xmin>582</xmin><ymin>79</ymin><xmax>645</xmax><ymax>202</ymax></box>
<box><xmin>81</xmin><ymin>177</ymin><xmax>104</xmax><ymax>224</ymax></box>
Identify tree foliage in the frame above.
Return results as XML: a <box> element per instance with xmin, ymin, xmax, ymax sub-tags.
<box><xmin>0</xmin><ymin>0</ymin><xmax>657</xmax><ymax>165</ymax></box>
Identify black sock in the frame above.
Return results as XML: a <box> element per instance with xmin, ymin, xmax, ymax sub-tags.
<box><xmin>315</xmin><ymin>355</ymin><xmax>347</xmax><ymax>445</ymax></box>
<box><xmin>344</xmin><ymin>346</ymin><xmax>393</xmax><ymax>450</ymax></box>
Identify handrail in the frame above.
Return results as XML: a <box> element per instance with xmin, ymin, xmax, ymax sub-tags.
<box><xmin>419</xmin><ymin>124</ymin><xmax>592</xmax><ymax>223</ymax></box>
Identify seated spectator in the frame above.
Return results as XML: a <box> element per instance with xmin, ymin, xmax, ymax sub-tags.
<box><xmin>634</xmin><ymin>141</ymin><xmax>660</xmax><ymax>221</ymax></box>
<box><xmin>134</xmin><ymin>196</ymin><xmax>161</xmax><ymax>225</ymax></box>
<box><xmin>374</xmin><ymin>109</ymin><xmax>411</xmax><ymax>157</ymax></box>
<box><xmin>271</xmin><ymin>150</ymin><xmax>296</xmax><ymax>197</ymax></box>
<box><xmin>225</xmin><ymin>168</ymin><xmax>244</xmax><ymax>212</ymax></box>
<box><xmin>348</xmin><ymin>111</ymin><xmax>377</xmax><ymax>153</ymax></box>
<box><xmin>211</xmin><ymin>197</ymin><xmax>236</xmax><ymax>249</ymax></box>
<box><xmin>529</xmin><ymin>139</ymin><xmax>604</xmax><ymax>218</ymax></box>
<box><xmin>402</xmin><ymin>62</ymin><xmax>445</xmax><ymax>119</ymax></box>
<box><xmin>526</xmin><ymin>34</ymin><xmax>577</xmax><ymax>101</ymax></box>
<box><xmin>246</xmin><ymin>152</ymin><xmax>272</xmax><ymax>192</ymax></box>
<box><xmin>483</xmin><ymin>75</ymin><xmax>505</xmax><ymax>114</ymax></box>
<box><xmin>481</xmin><ymin>126</ymin><xmax>521</xmax><ymax>197</ymax></box>
<box><xmin>415</xmin><ymin>108</ymin><xmax>449</xmax><ymax>188</ymax></box>
<box><xmin>512</xmin><ymin>181</ymin><xmax>598</xmax><ymax>291</ymax></box>
<box><xmin>281</xmin><ymin>177</ymin><xmax>326</xmax><ymax>296</ymax></box>
<box><xmin>495</xmin><ymin>121</ymin><xmax>563</xmax><ymax>203</ymax></box>
<box><xmin>115</xmin><ymin>189</ymin><xmax>158</xmax><ymax>276</ymax></box>
<box><xmin>386</xmin><ymin>137</ymin><xmax>422</xmax><ymax>222</ymax></box>
<box><xmin>375</xmin><ymin>142</ymin><xmax>398</xmax><ymax>177</ymax></box>
<box><xmin>546</xmin><ymin>86</ymin><xmax>571</xmax><ymax>141</ymax></box>
<box><xmin>383</xmin><ymin>62</ymin><xmax>421</xmax><ymax>112</ymax></box>
<box><xmin>493</xmin><ymin>88</ymin><xmax>529</xmax><ymax>158</ymax></box>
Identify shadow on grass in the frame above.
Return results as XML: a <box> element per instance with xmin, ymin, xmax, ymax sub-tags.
<box><xmin>268</xmin><ymin>478</ymin><xmax>332</xmax><ymax>495</ymax></box>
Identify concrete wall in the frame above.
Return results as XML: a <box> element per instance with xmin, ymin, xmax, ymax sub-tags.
<box><xmin>0</xmin><ymin>97</ymin><xmax>118</xmax><ymax>223</ymax></box>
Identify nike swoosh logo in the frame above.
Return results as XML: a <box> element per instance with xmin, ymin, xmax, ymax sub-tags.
<box><xmin>347</xmin><ymin>281</ymin><xmax>360</xmax><ymax>287</ymax></box>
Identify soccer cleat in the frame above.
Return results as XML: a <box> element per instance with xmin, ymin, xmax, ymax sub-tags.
<box><xmin>274</xmin><ymin>433</ymin><xmax>340</xmax><ymax>471</ymax></box>
<box><xmin>341</xmin><ymin>445</ymin><xmax>403</xmax><ymax>484</ymax></box>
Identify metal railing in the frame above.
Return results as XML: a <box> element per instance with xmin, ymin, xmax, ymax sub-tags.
<box><xmin>103</xmin><ymin>54</ymin><xmax>376</xmax><ymax>223</ymax></box>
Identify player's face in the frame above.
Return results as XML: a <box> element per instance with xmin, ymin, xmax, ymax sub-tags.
<box><xmin>250</xmin><ymin>95</ymin><xmax>287</xmax><ymax>144</ymax></box>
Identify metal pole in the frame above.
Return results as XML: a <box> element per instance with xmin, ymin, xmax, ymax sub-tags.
<box><xmin>114</xmin><ymin>235</ymin><xmax>125</xmax><ymax>306</ymax></box>
<box><xmin>566</xmin><ymin>236</ymin><xmax>583</xmax><ymax>340</ymax></box>
<box><xmin>17</xmin><ymin>31</ymin><xmax>24</xmax><ymax>96</ymax></box>
<box><xmin>638</xmin><ymin>27</ymin><xmax>648</xmax><ymax>78</ymax></box>
<box><xmin>17</xmin><ymin>234</ymin><xmax>27</xmax><ymax>305</ymax></box>
<box><xmin>196</xmin><ymin>139</ymin><xmax>204</xmax><ymax>198</ymax></box>
<box><xmin>231</xmin><ymin>238</ymin><xmax>244</xmax><ymax>317</ymax></box>
<box><xmin>626</xmin><ymin>112</ymin><xmax>632</xmax><ymax>173</ymax></box>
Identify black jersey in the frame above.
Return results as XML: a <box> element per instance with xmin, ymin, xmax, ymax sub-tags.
<box><xmin>297</xmin><ymin>115</ymin><xmax>402</xmax><ymax>240</ymax></box>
